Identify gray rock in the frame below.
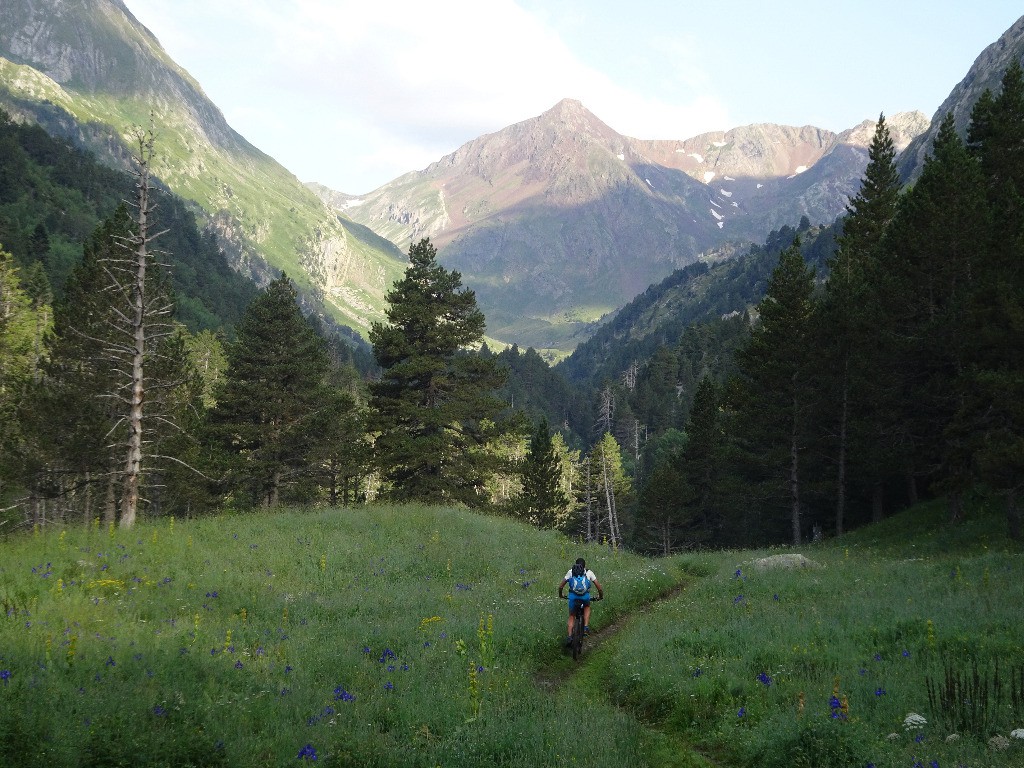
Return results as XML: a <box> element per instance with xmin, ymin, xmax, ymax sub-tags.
<box><xmin>751</xmin><ymin>553</ymin><xmax>820</xmax><ymax>571</ymax></box>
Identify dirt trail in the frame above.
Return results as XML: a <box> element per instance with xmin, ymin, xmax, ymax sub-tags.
<box><xmin>533</xmin><ymin>581</ymin><xmax>688</xmax><ymax>691</ymax></box>
<box><xmin>532</xmin><ymin>579</ymin><xmax>722</xmax><ymax>768</ymax></box>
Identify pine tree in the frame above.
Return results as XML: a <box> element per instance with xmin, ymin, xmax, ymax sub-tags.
<box><xmin>958</xmin><ymin>62</ymin><xmax>1024</xmax><ymax>537</ymax></box>
<box><xmin>882</xmin><ymin>112</ymin><xmax>990</xmax><ymax>518</ymax></box>
<box><xmin>208</xmin><ymin>275</ymin><xmax>331</xmax><ymax>508</ymax></box>
<box><xmin>733</xmin><ymin>241</ymin><xmax>817</xmax><ymax>545</ymax></box>
<box><xmin>679</xmin><ymin>376</ymin><xmax>722</xmax><ymax>542</ymax></box>
<box><xmin>34</xmin><ymin>211</ymin><xmax>130</xmax><ymax>524</ymax></box>
<box><xmin>369</xmin><ymin>238</ymin><xmax>506</xmax><ymax>505</ymax></box>
<box><xmin>309</xmin><ymin>385</ymin><xmax>366</xmax><ymax>508</ymax></box>
<box><xmin>634</xmin><ymin>428</ymin><xmax>688</xmax><ymax>555</ymax></box>
<box><xmin>637</xmin><ymin>458</ymin><xmax>688</xmax><ymax>555</ymax></box>
<box><xmin>518</xmin><ymin>417</ymin><xmax>568</xmax><ymax>528</ymax></box>
<box><xmin>819</xmin><ymin>114</ymin><xmax>902</xmax><ymax>534</ymax></box>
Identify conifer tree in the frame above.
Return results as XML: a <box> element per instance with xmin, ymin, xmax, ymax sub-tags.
<box><xmin>34</xmin><ymin>212</ymin><xmax>130</xmax><ymax>523</ymax></box>
<box><xmin>638</xmin><ymin>458</ymin><xmax>687</xmax><ymax>555</ymax></box>
<box><xmin>959</xmin><ymin>62</ymin><xmax>1024</xmax><ymax>537</ymax></box>
<box><xmin>208</xmin><ymin>274</ymin><xmax>331</xmax><ymax>508</ymax></box>
<box><xmin>734</xmin><ymin>241</ymin><xmax>816</xmax><ymax>545</ymax></box>
<box><xmin>882</xmin><ymin>112</ymin><xmax>989</xmax><ymax>517</ymax></box>
<box><xmin>819</xmin><ymin>115</ymin><xmax>902</xmax><ymax>534</ymax></box>
<box><xmin>517</xmin><ymin>417</ymin><xmax>568</xmax><ymax>528</ymax></box>
<box><xmin>369</xmin><ymin>238</ymin><xmax>506</xmax><ymax>505</ymax></box>
<box><xmin>679</xmin><ymin>376</ymin><xmax>722</xmax><ymax>541</ymax></box>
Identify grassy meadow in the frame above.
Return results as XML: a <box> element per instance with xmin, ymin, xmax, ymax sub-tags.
<box><xmin>0</xmin><ymin>500</ymin><xmax>1022</xmax><ymax>767</ymax></box>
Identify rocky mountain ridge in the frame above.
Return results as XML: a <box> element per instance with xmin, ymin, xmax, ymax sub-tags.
<box><xmin>898</xmin><ymin>14</ymin><xmax>1024</xmax><ymax>180</ymax></box>
<box><xmin>0</xmin><ymin>0</ymin><xmax>407</xmax><ymax>334</ymax></box>
<box><xmin>324</xmin><ymin>99</ymin><xmax>926</xmax><ymax>350</ymax></box>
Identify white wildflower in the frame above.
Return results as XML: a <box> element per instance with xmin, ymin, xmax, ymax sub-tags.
<box><xmin>903</xmin><ymin>713</ymin><xmax>927</xmax><ymax>730</ymax></box>
<box><xmin>989</xmin><ymin>734</ymin><xmax>1011</xmax><ymax>751</ymax></box>
<box><xmin>1011</xmin><ymin>728</ymin><xmax>1024</xmax><ymax>740</ymax></box>
<box><xmin>887</xmin><ymin>733</ymin><xmax>901</xmax><ymax>741</ymax></box>
<box><xmin>945</xmin><ymin>733</ymin><xmax>960</xmax><ymax>743</ymax></box>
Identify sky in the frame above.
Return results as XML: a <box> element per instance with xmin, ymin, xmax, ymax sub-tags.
<box><xmin>124</xmin><ymin>1</ymin><xmax>1023</xmax><ymax>195</ymax></box>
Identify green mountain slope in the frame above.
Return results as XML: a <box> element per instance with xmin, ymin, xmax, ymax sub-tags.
<box><xmin>0</xmin><ymin>109</ymin><xmax>258</xmax><ymax>331</ymax></box>
<box><xmin>557</xmin><ymin>221</ymin><xmax>837</xmax><ymax>388</ymax></box>
<box><xmin>0</xmin><ymin>0</ymin><xmax>407</xmax><ymax>336</ymax></box>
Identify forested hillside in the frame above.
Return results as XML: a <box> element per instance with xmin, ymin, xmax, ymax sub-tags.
<box><xmin>0</xmin><ymin>109</ymin><xmax>257</xmax><ymax>331</ymax></box>
<box><xmin>2</xmin><ymin>64</ymin><xmax>1022</xmax><ymax>558</ymax></box>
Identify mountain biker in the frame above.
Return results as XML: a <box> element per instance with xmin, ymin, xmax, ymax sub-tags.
<box><xmin>557</xmin><ymin>557</ymin><xmax>603</xmax><ymax>646</ymax></box>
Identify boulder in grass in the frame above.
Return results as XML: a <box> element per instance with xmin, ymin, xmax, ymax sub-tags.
<box><xmin>751</xmin><ymin>554</ymin><xmax>820</xmax><ymax>571</ymax></box>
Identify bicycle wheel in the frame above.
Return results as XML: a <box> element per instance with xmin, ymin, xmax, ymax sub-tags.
<box><xmin>571</xmin><ymin>605</ymin><xmax>584</xmax><ymax>660</ymax></box>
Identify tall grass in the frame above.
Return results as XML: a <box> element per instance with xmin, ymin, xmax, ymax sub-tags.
<box><xmin>598</xmin><ymin>499</ymin><xmax>1024</xmax><ymax>767</ymax></box>
<box><xmin>3</xmin><ymin>500</ymin><xmax>1021</xmax><ymax>767</ymax></box>
<box><xmin>0</xmin><ymin>506</ymin><xmax>682</xmax><ymax>767</ymax></box>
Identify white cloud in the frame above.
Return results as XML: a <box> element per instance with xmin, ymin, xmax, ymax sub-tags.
<box><xmin>123</xmin><ymin>0</ymin><xmax>1024</xmax><ymax>193</ymax></box>
<box><xmin>126</xmin><ymin>0</ymin><xmax>729</xmax><ymax>191</ymax></box>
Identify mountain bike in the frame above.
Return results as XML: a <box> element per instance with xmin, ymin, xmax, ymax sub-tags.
<box><xmin>563</xmin><ymin>595</ymin><xmax>601</xmax><ymax>660</ymax></box>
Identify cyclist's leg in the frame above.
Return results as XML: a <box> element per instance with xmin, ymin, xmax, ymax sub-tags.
<box><xmin>567</xmin><ymin>595</ymin><xmax>578</xmax><ymax>639</ymax></box>
<box><xmin>582</xmin><ymin>600</ymin><xmax>591</xmax><ymax>630</ymax></box>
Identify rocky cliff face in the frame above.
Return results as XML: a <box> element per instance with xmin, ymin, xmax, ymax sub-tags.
<box><xmin>328</xmin><ymin>99</ymin><xmax>926</xmax><ymax>350</ymax></box>
<box><xmin>0</xmin><ymin>0</ymin><xmax>406</xmax><ymax>334</ymax></box>
<box><xmin>898</xmin><ymin>14</ymin><xmax>1024</xmax><ymax>180</ymax></box>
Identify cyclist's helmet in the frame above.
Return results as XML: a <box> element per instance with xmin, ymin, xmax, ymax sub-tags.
<box><xmin>571</xmin><ymin>558</ymin><xmax>586</xmax><ymax>577</ymax></box>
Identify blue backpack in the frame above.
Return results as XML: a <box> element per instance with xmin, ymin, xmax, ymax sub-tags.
<box><xmin>569</xmin><ymin>564</ymin><xmax>590</xmax><ymax>595</ymax></box>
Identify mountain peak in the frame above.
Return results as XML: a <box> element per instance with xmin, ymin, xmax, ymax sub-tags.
<box><xmin>545</xmin><ymin>97</ymin><xmax>587</xmax><ymax>116</ymax></box>
<box><xmin>535</xmin><ymin>98</ymin><xmax>611</xmax><ymax>131</ymax></box>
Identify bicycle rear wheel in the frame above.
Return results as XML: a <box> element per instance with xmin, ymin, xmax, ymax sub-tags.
<box><xmin>571</xmin><ymin>605</ymin><xmax>584</xmax><ymax>660</ymax></box>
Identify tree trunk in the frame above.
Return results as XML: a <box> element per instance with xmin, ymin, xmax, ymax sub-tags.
<box><xmin>790</xmin><ymin>389</ymin><xmax>802</xmax><ymax>547</ymax></box>
<box><xmin>872</xmin><ymin>482</ymin><xmax>885</xmax><ymax>523</ymax></box>
<box><xmin>328</xmin><ymin>458</ymin><xmax>338</xmax><ymax>507</ymax></box>
<box><xmin>269</xmin><ymin>468</ymin><xmax>281</xmax><ymax>507</ymax></box>
<box><xmin>948</xmin><ymin>492</ymin><xmax>963</xmax><ymax>524</ymax></box>
<box><xmin>104</xmin><ymin>470</ymin><xmax>117</xmax><ymax>526</ymax></box>
<box><xmin>83</xmin><ymin>470</ymin><xmax>92</xmax><ymax>525</ymax></box>
<box><xmin>1007</xmin><ymin>490</ymin><xmax>1021</xmax><ymax>541</ymax></box>
<box><xmin>584</xmin><ymin>458</ymin><xmax>593</xmax><ymax>543</ymax></box>
<box><xmin>119</xmin><ymin>131</ymin><xmax>155</xmax><ymax>530</ymax></box>
<box><xmin>835</xmin><ymin>369</ymin><xmax>849</xmax><ymax>537</ymax></box>
<box><xmin>601</xmin><ymin>452</ymin><xmax>617</xmax><ymax>549</ymax></box>
<box><xmin>906</xmin><ymin>473</ymin><xmax>919</xmax><ymax>507</ymax></box>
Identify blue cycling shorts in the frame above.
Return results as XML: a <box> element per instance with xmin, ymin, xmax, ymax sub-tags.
<box><xmin>568</xmin><ymin>593</ymin><xmax>590</xmax><ymax>613</ymax></box>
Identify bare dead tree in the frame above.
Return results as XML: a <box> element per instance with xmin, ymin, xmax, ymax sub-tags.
<box><xmin>597</xmin><ymin>386</ymin><xmax>614</xmax><ymax>436</ymax></box>
<box><xmin>99</xmin><ymin>126</ymin><xmax>174</xmax><ymax>528</ymax></box>
<box><xmin>622</xmin><ymin>360</ymin><xmax>638</xmax><ymax>392</ymax></box>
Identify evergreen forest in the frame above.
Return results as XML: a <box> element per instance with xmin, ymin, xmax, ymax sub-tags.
<box><xmin>1</xmin><ymin>63</ymin><xmax>1023</xmax><ymax>556</ymax></box>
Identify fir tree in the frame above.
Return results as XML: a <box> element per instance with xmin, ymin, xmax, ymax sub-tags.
<box><xmin>733</xmin><ymin>241</ymin><xmax>817</xmax><ymax>545</ymax></box>
<box><xmin>959</xmin><ymin>62</ymin><xmax>1024</xmax><ymax>537</ymax></box>
<box><xmin>517</xmin><ymin>417</ymin><xmax>568</xmax><ymax>528</ymax></box>
<box><xmin>883</xmin><ymin>112</ymin><xmax>989</xmax><ymax>517</ymax></box>
<box><xmin>679</xmin><ymin>376</ymin><xmax>722</xmax><ymax>542</ymax></box>
<box><xmin>209</xmin><ymin>275</ymin><xmax>331</xmax><ymax>508</ymax></box>
<box><xmin>369</xmin><ymin>238</ymin><xmax>506</xmax><ymax>505</ymax></box>
<box><xmin>819</xmin><ymin>114</ymin><xmax>902</xmax><ymax>534</ymax></box>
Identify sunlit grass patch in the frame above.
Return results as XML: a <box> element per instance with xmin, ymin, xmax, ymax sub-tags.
<box><xmin>598</xmin><ymin>501</ymin><xmax>1024</xmax><ymax>768</ymax></box>
<box><xmin>0</xmin><ymin>505</ymin><xmax>682</xmax><ymax>766</ymax></box>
